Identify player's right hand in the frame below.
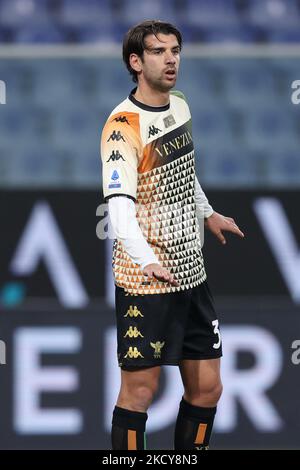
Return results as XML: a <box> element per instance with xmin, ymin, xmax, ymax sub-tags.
<box><xmin>142</xmin><ymin>263</ymin><xmax>179</xmax><ymax>287</ymax></box>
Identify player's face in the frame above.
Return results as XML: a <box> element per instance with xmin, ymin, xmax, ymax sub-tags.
<box><xmin>140</xmin><ymin>33</ymin><xmax>180</xmax><ymax>92</ymax></box>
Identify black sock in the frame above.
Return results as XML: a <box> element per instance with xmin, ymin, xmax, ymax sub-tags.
<box><xmin>174</xmin><ymin>398</ymin><xmax>216</xmax><ymax>450</ymax></box>
<box><xmin>111</xmin><ymin>406</ymin><xmax>148</xmax><ymax>450</ymax></box>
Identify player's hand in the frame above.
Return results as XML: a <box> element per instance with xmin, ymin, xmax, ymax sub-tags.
<box><xmin>143</xmin><ymin>263</ymin><xmax>179</xmax><ymax>286</ymax></box>
<box><xmin>205</xmin><ymin>211</ymin><xmax>245</xmax><ymax>245</ymax></box>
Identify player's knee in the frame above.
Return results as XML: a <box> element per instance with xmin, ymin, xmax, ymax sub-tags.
<box><xmin>185</xmin><ymin>379</ymin><xmax>223</xmax><ymax>406</ymax></box>
<box><xmin>207</xmin><ymin>380</ymin><xmax>223</xmax><ymax>404</ymax></box>
<box><xmin>128</xmin><ymin>384</ymin><xmax>157</xmax><ymax>410</ymax></box>
<box><xmin>120</xmin><ymin>380</ymin><xmax>159</xmax><ymax>411</ymax></box>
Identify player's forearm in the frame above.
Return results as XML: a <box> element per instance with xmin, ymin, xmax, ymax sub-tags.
<box><xmin>108</xmin><ymin>196</ymin><xmax>159</xmax><ymax>269</ymax></box>
<box><xmin>195</xmin><ymin>176</ymin><xmax>214</xmax><ymax>220</ymax></box>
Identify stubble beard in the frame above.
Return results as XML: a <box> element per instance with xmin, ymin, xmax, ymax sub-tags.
<box><xmin>146</xmin><ymin>73</ymin><xmax>177</xmax><ymax>93</ymax></box>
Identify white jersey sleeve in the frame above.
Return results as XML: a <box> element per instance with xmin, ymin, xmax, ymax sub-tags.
<box><xmin>195</xmin><ymin>176</ymin><xmax>214</xmax><ymax>219</ymax></box>
<box><xmin>108</xmin><ymin>196</ymin><xmax>160</xmax><ymax>270</ymax></box>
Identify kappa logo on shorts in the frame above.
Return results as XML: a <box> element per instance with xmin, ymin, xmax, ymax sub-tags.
<box><xmin>124</xmin><ymin>326</ymin><xmax>144</xmax><ymax>338</ymax></box>
<box><xmin>124</xmin><ymin>346</ymin><xmax>144</xmax><ymax>359</ymax></box>
<box><xmin>124</xmin><ymin>306</ymin><xmax>143</xmax><ymax>318</ymax></box>
<box><xmin>150</xmin><ymin>341</ymin><xmax>165</xmax><ymax>359</ymax></box>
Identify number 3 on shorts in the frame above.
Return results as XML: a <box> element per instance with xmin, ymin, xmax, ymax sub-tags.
<box><xmin>212</xmin><ymin>319</ymin><xmax>221</xmax><ymax>349</ymax></box>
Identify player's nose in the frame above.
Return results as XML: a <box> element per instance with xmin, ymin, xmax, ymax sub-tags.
<box><xmin>165</xmin><ymin>51</ymin><xmax>176</xmax><ymax>64</ymax></box>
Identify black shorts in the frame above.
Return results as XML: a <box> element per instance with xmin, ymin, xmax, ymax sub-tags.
<box><xmin>115</xmin><ymin>281</ymin><xmax>222</xmax><ymax>370</ymax></box>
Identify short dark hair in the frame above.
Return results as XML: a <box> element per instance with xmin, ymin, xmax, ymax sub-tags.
<box><xmin>123</xmin><ymin>20</ymin><xmax>182</xmax><ymax>83</ymax></box>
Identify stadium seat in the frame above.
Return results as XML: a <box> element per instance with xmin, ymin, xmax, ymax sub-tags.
<box><xmin>31</xmin><ymin>63</ymin><xmax>74</xmax><ymax>105</ymax></box>
<box><xmin>186</xmin><ymin>0</ymin><xmax>239</xmax><ymax>27</ymax></box>
<box><xmin>60</xmin><ymin>0</ymin><xmax>112</xmax><ymax>27</ymax></box>
<box><xmin>97</xmin><ymin>59</ymin><xmax>133</xmax><ymax>106</ymax></box>
<box><xmin>199</xmin><ymin>146</ymin><xmax>258</xmax><ymax>187</ymax></box>
<box><xmin>0</xmin><ymin>26</ymin><xmax>14</xmax><ymax>43</ymax></box>
<box><xmin>267</xmin><ymin>28</ymin><xmax>300</xmax><ymax>42</ymax></box>
<box><xmin>0</xmin><ymin>63</ymin><xmax>36</xmax><ymax>105</ymax></box>
<box><xmin>242</xmin><ymin>106</ymin><xmax>298</xmax><ymax>151</ymax></box>
<box><xmin>203</xmin><ymin>26</ymin><xmax>258</xmax><ymax>44</ymax></box>
<box><xmin>245</xmin><ymin>0</ymin><xmax>300</xmax><ymax>29</ymax></box>
<box><xmin>75</xmin><ymin>25</ymin><xmax>117</xmax><ymax>43</ymax></box>
<box><xmin>0</xmin><ymin>0</ymin><xmax>50</xmax><ymax>27</ymax></box>
<box><xmin>222</xmin><ymin>64</ymin><xmax>278</xmax><ymax>109</ymax></box>
<box><xmin>265</xmin><ymin>147</ymin><xmax>300</xmax><ymax>185</ymax></box>
<box><xmin>115</xmin><ymin>0</ymin><xmax>177</xmax><ymax>28</ymax></box>
<box><xmin>0</xmin><ymin>146</ymin><xmax>18</xmax><ymax>185</ymax></box>
<box><xmin>52</xmin><ymin>107</ymin><xmax>101</xmax><ymax>153</ymax></box>
<box><xmin>71</xmin><ymin>148</ymin><xmax>101</xmax><ymax>185</ymax></box>
<box><xmin>178</xmin><ymin>60</ymin><xmax>221</xmax><ymax>107</ymax></box>
<box><xmin>191</xmin><ymin>107</ymin><xmax>236</xmax><ymax>150</ymax></box>
<box><xmin>15</xmin><ymin>24</ymin><xmax>67</xmax><ymax>43</ymax></box>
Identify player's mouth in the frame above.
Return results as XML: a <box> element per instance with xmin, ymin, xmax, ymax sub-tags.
<box><xmin>164</xmin><ymin>69</ymin><xmax>177</xmax><ymax>80</ymax></box>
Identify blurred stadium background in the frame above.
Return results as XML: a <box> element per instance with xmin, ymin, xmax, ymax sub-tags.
<box><xmin>0</xmin><ymin>0</ymin><xmax>300</xmax><ymax>450</ymax></box>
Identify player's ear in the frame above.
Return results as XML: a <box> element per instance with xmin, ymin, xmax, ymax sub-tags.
<box><xmin>129</xmin><ymin>53</ymin><xmax>142</xmax><ymax>73</ymax></box>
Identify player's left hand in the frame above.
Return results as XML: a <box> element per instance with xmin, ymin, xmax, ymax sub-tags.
<box><xmin>205</xmin><ymin>211</ymin><xmax>245</xmax><ymax>245</ymax></box>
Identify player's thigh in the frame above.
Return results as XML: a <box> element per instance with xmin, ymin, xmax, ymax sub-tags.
<box><xmin>120</xmin><ymin>365</ymin><xmax>161</xmax><ymax>394</ymax></box>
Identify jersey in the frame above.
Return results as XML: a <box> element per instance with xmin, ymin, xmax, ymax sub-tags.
<box><xmin>101</xmin><ymin>88</ymin><xmax>207</xmax><ymax>295</ymax></box>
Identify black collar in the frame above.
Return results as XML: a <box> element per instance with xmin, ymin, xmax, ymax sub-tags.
<box><xmin>129</xmin><ymin>88</ymin><xmax>170</xmax><ymax>112</ymax></box>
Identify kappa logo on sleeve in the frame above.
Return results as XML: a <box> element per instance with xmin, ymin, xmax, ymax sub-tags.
<box><xmin>108</xmin><ymin>168</ymin><xmax>122</xmax><ymax>189</ymax></box>
<box><xmin>106</xmin><ymin>150</ymin><xmax>125</xmax><ymax>162</ymax></box>
<box><xmin>112</xmin><ymin>115</ymin><xmax>130</xmax><ymax>125</ymax></box>
<box><xmin>107</xmin><ymin>130</ymin><xmax>125</xmax><ymax>142</ymax></box>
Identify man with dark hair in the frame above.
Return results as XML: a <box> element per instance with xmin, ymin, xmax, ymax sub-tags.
<box><xmin>101</xmin><ymin>20</ymin><xmax>244</xmax><ymax>450</ymax></box>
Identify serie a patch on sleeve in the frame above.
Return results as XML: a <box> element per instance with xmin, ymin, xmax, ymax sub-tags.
<box><xmin>108</xmin><ymin>168</ymin><xmax>122</xmax><ymax>189</ymax></box>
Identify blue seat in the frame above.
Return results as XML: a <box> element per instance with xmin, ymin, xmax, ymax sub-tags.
<box><xmin>53</xmin><ymin>107</ymin><xmax>100</xmax><ymax>150</ymax></box>
<box><xmin>222</xmin><ymin>64</ymin><xmax>277</xmax><ymax>108</ymax></box>
<box><xmin>0</xmin><ymin>0</ymin><xmax>49</xmax><ymax>27</ymax></box>
<box><xmin>266</xmin><ymin>147</ymin><xmax>300</xmax><ymax>185</ymax></box>
<box><xmin>0</xmin><ymin>106</ymin><xmax>28</xmax><ymax>138</ymax></box>
<box><xmin>15</xmin><ymin>24</ymin><xmax>67</xmax><ymax>43</ymax></box>
<box><xmin>0</xmin><ymin>63</ymin><xmax>35</xmax><ymax>105</ymax></box>
<box><xmin>116</xmin><ymin>0</ymin><xmax>177</xmax><ymax>27</ymax></box>
<box><xmin>97</xmin><ymin>60</ymin><xmax>132</xmax><ymax>106</ymax></box>
<box><xmin>72</xmin><ymin>148</ymin><xmax>101</xmax><ymax>185</ymax></box>
<box><xmin>13</xmin><ymin>145</ymin><xmax>62</xmax><ymax>184</ymax></box>
<box><xmin>267</xmin><ymin>28</ymin><xmax>300</xmax><ymax>42</ymax></box>
<box><xmin>178</xmin><ymin>61</ymin><xmax>220</xmax><ymax>106</ymax></box>
<box><xmin>243</xmin><ymin>107</ymin><xmax>297</xmax><ymax>151</ymax></box>
<box><xmin>0</xmin><ymin>145</ymin><xmax>18</xmax><ymax>184</ymax></box>
<box><xmin>191</xmin><ymin>107</ymin><xmax>236</xmax><ymax>150</ymax></box>
<box><xmin>245</xmin><ymin>0</ymin><xmax>300</xmax><ymax>29</ymax></box>
<box><xmin>61</xmin><ymin>0</ymin><xmax>112</xmax><ymax>27</ymax></box>
<box><xmin>0</xmin><ymin>26</ymin><xmax>13</xmax><ymax>43</ymax></box>
<box><xmin>31</xmin><ymin>63</ymin><xmax>74</xmax><ymax>105</ymax></box>
<box><xmin>199</xmin><ymin>146</ymin><xmax>257</xmax><ymax>187</ymax></box>
<box><xmin>203</xmin><ymin>26</ymin><xmax>258</xmax><ymax>44</ymax></box>
<box><xmin>76</xmin><ymin>25</ymin><xmax>117</xmax><ymax>43</ymax></box>
<box><xmin>186</xmin><ymin>0</ymin><xmax>239</xmax><ymax>27</ymax></box>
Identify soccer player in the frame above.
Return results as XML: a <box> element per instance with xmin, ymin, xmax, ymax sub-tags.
<box><xmin>100</xmin><ymin>20</ymin><xmax>244</xmax><ymax>450</ymax></box>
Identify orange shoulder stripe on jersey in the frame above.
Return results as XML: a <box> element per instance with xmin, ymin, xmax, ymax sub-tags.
<box><xmin>102</xmin><ymin>111</ymin><xmax>141</xmax><ymax>148</ymax></box>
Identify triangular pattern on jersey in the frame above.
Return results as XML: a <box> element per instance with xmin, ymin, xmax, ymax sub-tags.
<box><xmin>113</xmin><ymin>151</ymin><xmax>206</xmax><ymax>295</ymax></box>
<box><xmin>103</xmin><ymin>90</ymin><xmax>207</xmax><ymax>295</ymax></box>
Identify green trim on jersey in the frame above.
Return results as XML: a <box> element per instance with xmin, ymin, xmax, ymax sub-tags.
<box><xmin>170</xmin><ymin>90</ymin><xmax>187</xmax><ymax>102</ymax></box>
